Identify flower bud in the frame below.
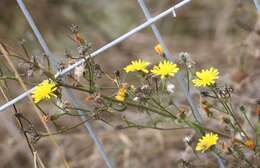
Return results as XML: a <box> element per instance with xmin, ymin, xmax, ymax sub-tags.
<box><xmin>154</xmin><ymin>44</ymin><xmax>164</xmax><ymax>55</ymax></box>
<box><xmin>244</xmin><ymin>139</ymin><xmax>256</xmax><ymax>150</ymax></box>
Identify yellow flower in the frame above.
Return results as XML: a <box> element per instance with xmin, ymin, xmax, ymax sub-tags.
<box><xmin>196</xmin><ymin>132</ymin><xmax>219</xmax><ymax>152</ymax></box>
<box><xmin>151</xmin><ymin>60</ymin><xmax>179</xmax><ymax>79</ymax></box>
<box><xmin>192</xmin><ymin>67</ymin><xmax>219</xmax><ymax>87</ymax></box>
<box><xmin>124</xmin><ymin>59</ymin><xmax>150</xmax><ymax>73</ymax></box>
<box><xmin>31</xmin><ymin>79</ymin><xmax>57</xmax><ymax>103</ymax></box>
<box><xmin>154</xmin><ymin>44</ymin><xmax>164</xmax><ymax>55</ymax></box>
<box><xmin>115</xmin><ymin>84</ymin><xmax>128</xmax><ymax>102</ymax></box>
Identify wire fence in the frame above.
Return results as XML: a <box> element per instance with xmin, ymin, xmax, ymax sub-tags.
<box><xmin>1</xmin><ymin>0</ymin><xmax>258</xmax><ymax>167</ymax></box>
<box><xmin>1</xmin><ymin>0</ymin><xmax>191</xmax><ymax>167</ymax></box>
<box><xmin>253</xmin><ymin>0</ymin><xmax>260</xmax><ymax>12</ymax></box>
<box><xmin>0</xmin><ymin>0</ymin><xmax>191</xmax><ymax>112</ymax></box>
<box><xmin>16</xmin><ymin>0</ymin><xmax>113</xmax><ymax>167</ymax></box>
<box><xmin>137</xmin><ymin>1</ymin><xmax>225</xmax><ymax>167</ymax></box>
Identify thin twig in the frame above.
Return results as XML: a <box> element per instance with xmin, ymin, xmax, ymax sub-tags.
<box><xmin>15</xmin><ymin>0</ymin><xmax>114</xmax><ymax>166</ymax></box>
<box><xmin>0</xmin><ymin>0</ymin><xmax>192</xmax><ymax>112</ymax></box>
<box><xmin>0</xmin><ymin>84</ymin><xmax>35</xmax><ymax>155</ymax></box>
<box><xmin>0</xmin><ymin>43</ymin><xmax>70</xmax><ymax>168</ymax></box>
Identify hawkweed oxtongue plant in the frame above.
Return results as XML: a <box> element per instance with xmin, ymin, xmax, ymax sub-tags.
<box><xmin>1</xmin><ymin>26</ymin><xmax>259</xmax><ymax>167</ymax></box>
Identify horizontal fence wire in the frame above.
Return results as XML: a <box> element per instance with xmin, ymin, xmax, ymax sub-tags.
<box><xmin>2</xmin><ymin>0</ymin><xmax>259</xmax><ymax>167</ymax></box>
<box><xmin>16</xmin><ymin>0</ymin><xmax>114</xmax><ymax>167</ymax></box>
<box><xmin>0</xmin><ymin>0</ymin><xmax>191</xmax><ymax>112</ymax></box>
<box><xmin>137</xmin><ymin>0</ymin><xmax>226</xmax><ymax>167</ymax></box>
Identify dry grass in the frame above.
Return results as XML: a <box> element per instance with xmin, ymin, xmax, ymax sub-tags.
<box><xmin>0</xmin><ymin>0</ymin><xmax>260</xmax><ymax>167</ymax></box>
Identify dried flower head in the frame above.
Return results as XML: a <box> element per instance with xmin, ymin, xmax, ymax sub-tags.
<box><xmin>221</xmin><ymin>116</ymin><xmax>231</xmax><ymax>124</ymax></box>
<box><xmin>177</xmin><ymin>107</ymin><xmax>188</xmax><ymax>119</ymax></box>
<box><xmin>94</xmin><ymin>64</ymin><xmax>104</xmax><ymax>78</ymax></box>
<box><xmin>179</xmin><ymin>52</ymin><xmax>189</xmax><ymax>63</ymax></box>
<box><xmin>70</xmin><ymin>24</ymin><xmax>86</xmax><ymax>45</ymax></box>
<box><xmin>74</xmin><ymin>33</ymin><xmax>86</xmax><ymax>45</ymax></box>
<box><xmin>63</xmin><ymin>101</ymin><xmax>72</xmax><ymax>109</ymax></box>
<box><xmin>256</xmin><ymin>99</ymin><xmax>260</xmax><ymax>105</ymax></box>
<box><xmin>114</xmin><ymin>70</ymin><xmax>121</xmax><ymax>78</ymax></box>
<box><xmin>215</xmin><ymin>86</ymin><xmax>233</xmax><ymax>98</ymax></box>
<box><xmin>196</xmin><ymin>132</ymin><xmax>218</xmax><ymax>152</ymax></box>
<box><xmin>177</xmin><ymin>159</ymin><xmax>192</xmax><ymax>168</ymax></box>
<box><xmin>85</xmin><ymin>95</ymin><xmax>95</xmax><ymax>102</ymax></box>
<box><xmin>42</xmin><ymin>115</ymin><xmax>50</xmax><ymax>123</ymax></box>
<box><xmin>201</xmin><ymin>100</ymin><xmax>213</xmax><ymax>117</ymax></box>
<box><xmin>31</xmin><ymin>79</ymin><xmax>57</xmax><ymax>103</ymax></box>
<box><xmin>140</xmin><ymin>85</ymin><xmax>152</xmax><ymax>95</ymax></box>
<box><xmin>151</xmin><ymin>60</ymin><xmax>179</xmax><ymax>79</ymax></box>
<box><xmin>192</xmin><ymin>67</ymin><xmax>219</xmax><ymax>87</ymax></box>
<box><xmin>70</xmin><ymin>24</ymin><xmax>80</xmax><ymax>34</ymax></box>
<box><xmin>183</xmin><ymin>135</ymin><xmax>193</xmax><ymax>145</ymax></box>
<box><xmin>74</xmin><ymin>64</ymin><xmax>85</xmax><ymax>82</ymax></box>
<box><xmin>256</xmin><ymin>106</ymin><xmax>260</xmax><ymax>116</ymax></box>
<box><xmin>124</xmin><ymin>59</ymin><xmax>150</xmax><ymax>73</ymax></box>
<box><xmin>220</xmin><ymin>141</ymin><xmax>232</xmax><ymax>154</ymax></box>
<box><xmin>77</xmin><ymin>45</ymin><xmax>91</xmax><ymax>55</ymax></box>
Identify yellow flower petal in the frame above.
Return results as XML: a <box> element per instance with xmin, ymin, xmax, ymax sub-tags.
<box><xmin>196</xmin><ymin>132</ymin><xmax>218</xmax><ymax>152</ymax></box>
<box><xmin>31</xmin><ymin>79</ymin><xmax>57</xmax><ymax>103</ymax></box>
<box><xmin>115</xmin><ymin>95</ymin><xmax>125</xmax><ymax>102</ymax></box>
<box><xmin>115</xmin><ymin>84</ymin><xmax>128</xmax><ymax>102</ymax></box>
<box><xmin>151</xmin><ymin>60</ymin><xmax>179</xmax><ymax>79</ymax></box>
<box><xmin>124</xmin><ymin>59</ymin><xmax>150</xmax><ymax>73</ymax></box>
<box><xmin>192</xmin><ymin>67</ymin><xmax>219</xmax><ymax>87</ymax></box>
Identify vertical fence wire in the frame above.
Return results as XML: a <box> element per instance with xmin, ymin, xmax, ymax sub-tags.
<box><xmin>253</xmin><ymin>0</ymin><xmax>260</xmax><ymax>12</ymax></box>
<box><xmin>16</xmin><ymin>0</ymin><xmax>114</xmax><ymax>167</ymax></box>
<box><xmin>137</xmin><ymin>0</ymin><xmax>202</xmax><ymax>122</ymax></box>
<box><xmin>137</xmin><ymin>0</ymin><xmax>226</xmax><ymax>167</ymax></box>
<box><xmin>1</xmin><ymin>0</ymin><xmax>234</xmax><ymax>167</ymax></box>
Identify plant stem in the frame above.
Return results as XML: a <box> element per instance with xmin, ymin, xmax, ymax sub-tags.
<box><xmin>60</xmin><ymin>83</ymin><xmax>244</xmax><ymax>143</ymax></box>
<box><xmin>40</xmin><ymin>117</ymin><xmax>92</xmax><ymax>137</ymax></box>
<box><xmin>211</xmin><ymin>88</ymin><xmax>248</xmax><ymax>138</ymax></box>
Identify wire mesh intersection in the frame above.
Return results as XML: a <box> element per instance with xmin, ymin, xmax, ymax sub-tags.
<box><xmin>2</xmin><ymin>0</ymin><xmax>192</xmax><ymax>167</ymax></box>
<box><xmin>0</xmin><ymin>0</ymin><xmax>191</xmax><ymax>112</ymax></box>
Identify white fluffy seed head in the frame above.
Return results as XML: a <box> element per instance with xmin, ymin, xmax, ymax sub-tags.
<box><xmin>167</xmin><ymin>83</ymin><xmax>175</xmax><ymax>93</ymax></box>
<box><xmin>133</xmin><ymin>97</ymin><xmax>139</xmax><ymax>101</ymax></box>
<box><xmin>183</xmin><ymin>135</ymin><xmax>192</xmax><ymax>144</ymax></box>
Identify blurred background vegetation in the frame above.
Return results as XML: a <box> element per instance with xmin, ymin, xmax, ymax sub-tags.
<box><xmin>0</xmin><ymin>0</ymin><xmax>259</xmax><ymax>167</ymax></box>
